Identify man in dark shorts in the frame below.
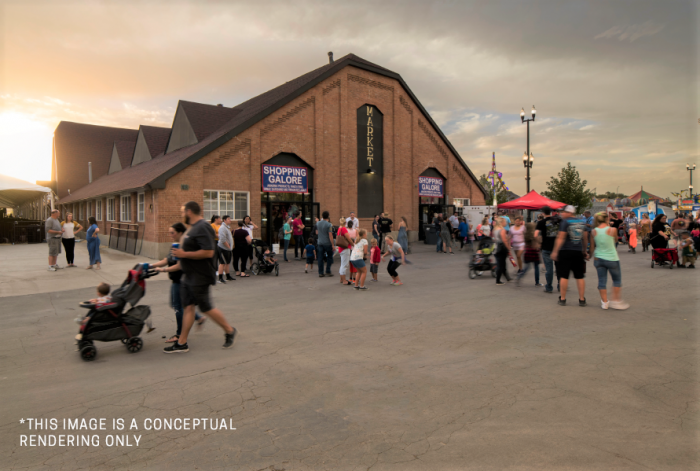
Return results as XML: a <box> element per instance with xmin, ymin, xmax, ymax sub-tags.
<box><xmin>535</xmin><ymin>206</ymin><xmax>560</xmax><ymax>293</ymax></box>
<box><xmin>165</xmin><ymin>201</ymin><xmax>237</xmax><ymax>353</ymax></box>
<box><xmin>551</xmin><ymin>205</ymin><xmax>589</xmax><ymax>306</ymax></box>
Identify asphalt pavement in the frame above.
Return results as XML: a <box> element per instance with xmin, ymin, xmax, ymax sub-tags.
<box><xmin>1</xmin><ymin>241</ymin><xmax>698</xmax><ymax>470</ymax></box>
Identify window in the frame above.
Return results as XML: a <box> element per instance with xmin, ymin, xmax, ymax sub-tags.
<box><xmin>453</xmin><ymin>198</ymin><xmax>471</xmax><ymax>216</ymax></box>
<box><xmin>203</xmin><ymin>190</ymin><xmax>249</xmax><ymax>222</ymax></box>
<box><xmin>96</xmin><ymin>199</ymin><xmax>102</xmax><ymax>221</ymax></box>
<box><xmin>121</xmin><ymin>195</ymin><xmax>131</xmax><ymax>222</ymax></box>
<box><xmin>87</xmin><ymin>201</ymin><xmax>92</xmax><ymax>219</ymax></box>
<box><xmin>79</xmin><ymin>202</ymin><xmax>83</xmax><ymax>221</ymax></box>
<box><xmin>107</xmin><ymin>198</ymin><xmax>115</xmax><ymax>221</ymax></box>
<box><xmin>137</xmin><ymin>193</ymin><xmax>145</xmax><ymax>222</ymax></box>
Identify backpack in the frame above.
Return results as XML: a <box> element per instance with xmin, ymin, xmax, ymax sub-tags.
<box><xmin>278</xmin><ymin>227</ymin><xmax>285</xmax><ymax>240</ymax></box>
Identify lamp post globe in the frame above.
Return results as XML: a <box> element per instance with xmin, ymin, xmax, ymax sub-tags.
<box><xmin>531</xmin><ymin>105</ymin><xmax>536</xmax><ymax>121</ymax></box>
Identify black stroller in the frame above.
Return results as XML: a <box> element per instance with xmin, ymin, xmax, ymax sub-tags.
<box><xmin>468</xmin><ymin>237</ymin><xmax>497</xmax><ymax>279</ymax></box>
<box><xmin>250</xmin><ymin>239</ymin><xmax>280</xmax><ymax>276</ymax></box>
<box><xmin>76</xmin><ymin>263</ymin><xmax>157</xmax><ymax>362</ymax></box>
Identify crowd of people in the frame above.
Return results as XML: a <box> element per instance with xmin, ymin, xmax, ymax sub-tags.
<box><xmin>48</xmin><ymin>201</ymin><xmax>700</xmax><ymax>353</ymax></box>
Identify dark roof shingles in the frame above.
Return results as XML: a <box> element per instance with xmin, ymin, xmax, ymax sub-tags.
<box><xmin>114</xmin><ymin>140</ymin><xmax>136</xmax><ymax>169</ymax></box>
<box><xmin>54</xmin><ymin>122</ymin><xmax>138</xmax><ymax>199</ymax></box>
<box><xmin>179</xmin><ymin>102</ymin><xmax>242</xmax><ymax>142</ymax></box>
<box><xmin>139</xmin><ymin>125</ymin><xmax>171</xmax><ymax>158</ymax></box>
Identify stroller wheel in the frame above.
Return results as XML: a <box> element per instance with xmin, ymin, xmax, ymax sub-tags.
<box><xmin>121</xmin><ymin>338</ymin><xmax>129</xmax><ymax>344</ymax></box>
<box><xmin>651</xmin><ymin>260</ymin><xmax>654</xmax><ymax>268</ymax></box>
<box><xmin>669</xmin><ymin>262</ymin><xmax>673</xmax><ymax>270</ymax></box>
<box><xmin>126</xmin><ymin>337</ymin><xmax>143</xmax><ymax>353</ymax></box>
<box><xmin>250</xmin><ymin>263</ymin><xmax>260</xmax><ymax>276</ymax></box>
<box><xmin>275</xmin><ymin>265</ymin><xmax>279</xmax><ymax>276</ymax></box>
<box><xmin>469</xmin><ymin>269</ymin><xmax>476</xmax><ymax>279</ymax></box>
<box><xmin>80</xmin><ymin>344</ymin><xmax>97</xmax><ymax>362</ymax></box>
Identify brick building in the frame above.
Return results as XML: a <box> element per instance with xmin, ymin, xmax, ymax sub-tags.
<box><xmin>56</xmin><ymin>53</ymin><xmax>486</xmax><ymax>259</ymax></box>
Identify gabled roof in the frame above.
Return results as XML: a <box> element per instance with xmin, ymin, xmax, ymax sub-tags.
<box><xmin>114</xmin><ymin>140</ymin><xmax>136</xmax><ymax>169</ymax></box>
<box><xmin>59</xmin><ymin>53</ymin><xmax>487</xmax><ymax>204</ymax></box>
<box><xmin>53</xmin><ymin>122</ymin><xmax>138</xmax><ymax>199</ymax></box>
<box><xmin>178</xmin><ymin>101</ymin><xmax>242</xmax><ymax>143</ymax></box>
<box><xmin>140</xmin><ymin>125</ymin><xmax>171</xmax><ymax>158</ymax></box>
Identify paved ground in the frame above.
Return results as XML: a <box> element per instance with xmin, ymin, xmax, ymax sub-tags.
<box><xmin>1</xmin><ymin>241</ymin><xmax>698</xmax><ymax>470</ymax></box>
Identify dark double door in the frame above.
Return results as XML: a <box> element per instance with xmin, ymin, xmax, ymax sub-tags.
<box><xmin>418</xmin><ymin>203</ymin><xmax>455</xmax><ymax>241</ymax></box>
<box><xmin>261</xmin><ymin>201</ymin><xmax>320</xmax><ymax>247</ymax></box>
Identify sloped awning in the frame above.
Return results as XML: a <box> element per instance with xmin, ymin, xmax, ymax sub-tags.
<box><xmin>497</xmin><ymin>190</ymin><xmax>566</xmax><ymax>210</ymax></box>
<box><xmin>0</xmin><ymin>174</ymin><xmax>51</xmax><ymax>208</ymax></box>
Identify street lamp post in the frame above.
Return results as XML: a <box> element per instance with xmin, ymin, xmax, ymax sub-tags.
<box><xmin>687</xmin><ymin>163</ymin><xmax>696</xmax><ymax>201</ymax></box>
<box><xmin>520</xmin><ymin>105</ymin><xmax>536</xmax><ymax>220</ymax></box>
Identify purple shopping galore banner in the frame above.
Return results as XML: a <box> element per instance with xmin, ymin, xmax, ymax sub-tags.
<box><xmin>261</xmin><ymin>164</ymin><xmax>308</xmax><ymax>193</ymax></box>
<box><xmin>419</xmin><ymin>176</ymin><xmax>443</xmax><ymax>197</ymax></box>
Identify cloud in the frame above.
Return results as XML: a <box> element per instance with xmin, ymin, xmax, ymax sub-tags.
<box><xmin>594</xmin><ymin>21</ymin><xmax>665</xmax><ymax>42</ymax></box>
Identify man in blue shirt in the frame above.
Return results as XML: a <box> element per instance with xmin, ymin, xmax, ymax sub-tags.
<box><xmin>551</xmin><ymin>205</ymin><xmax>589</xmax><ymax>306</ymax></box>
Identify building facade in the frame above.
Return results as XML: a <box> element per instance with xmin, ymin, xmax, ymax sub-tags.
<box><xmin>56</xmin><ymin>53</ymin><xmax>486</xmax><ymax>259</ymax></box>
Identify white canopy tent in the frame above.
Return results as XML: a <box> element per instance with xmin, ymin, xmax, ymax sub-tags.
<box><xmin>0</xmin><ymin>174</ymin><xmax>52</xmax><ymax>209</ymax></box>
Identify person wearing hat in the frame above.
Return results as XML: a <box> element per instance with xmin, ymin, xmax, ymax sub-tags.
<box><xmin>551</xmin><ymin>205</ymin><xmax>589</xmax><ymax>306</ymax></box>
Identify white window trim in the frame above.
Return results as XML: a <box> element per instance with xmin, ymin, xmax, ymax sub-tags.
<box><xmin>95</xmin><ymin>199</ymin><xmax>102</xmax><ymax>221</ymax></box>
<box><xmin>203</xmin><ymin>189</ymin><xmax>250</xmax><ymax>220</ymax></box>
<box><xmin>107</xmin><ymin>197</ymin><xmax>115</xmax><ymax>222</ymax></box>
<box><xmin>137</xmin><ymin>192</ymin><xmax>145</xmax><ymax>222</ymax></box>
<box><xmin>120</xmin><ymin>195</ymin><xmax>132</xmax><ymax>222</ymax></box>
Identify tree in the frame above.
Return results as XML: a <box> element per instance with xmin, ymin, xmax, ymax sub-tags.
<box><xmin>479</xmin><ymin>174</ymin><xmax>509</xmax><ymax>206</ymax></box>
<box><xmin>542</xmin><ymin>163</ymin><xmax>594</xmax><ymax>213</ymax></box>
<box><xmin>595</xmin><ymin>191</ymin><xmax>626</xmax><ymax>199</ymax></box>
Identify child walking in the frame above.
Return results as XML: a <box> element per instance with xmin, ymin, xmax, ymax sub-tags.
<box><xmin>303</xmin><ymin>238</ymin><xmax>316</xmax><ymax>273</ymax></box>
<box><xmin>680</xmin><ymin>232</ymin><xmax>697</xmax><ymax>268</ymax></box>
<box><xmin>369</xmin><ymin>238</ymin><xmax>381</xmax><ymax>282</ymax></box>
<box><xmin>628</xmin><ymin>223</ymin><xmax>638</xmax><ymax>254</ymax></box>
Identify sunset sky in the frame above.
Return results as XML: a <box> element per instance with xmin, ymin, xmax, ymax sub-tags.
<box><xmin>0</xmin><ymin>0</ymin><xmax>696</xmax><ymax>198</ymax></box>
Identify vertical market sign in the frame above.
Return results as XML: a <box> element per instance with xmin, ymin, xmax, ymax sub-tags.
<box><xmin>357</xmin><ymin>104</ymin><xmax>383</xmax><ymax>217</ymax></box>
<box><xmin>261</xmin><ymin>164</ymin><xmax>308</xmax><ymax>193</ymax></box>
<box><xmin>418</xmin><ymin>176</ymin><xmax>443</xmax><ymax>197</ymax></box>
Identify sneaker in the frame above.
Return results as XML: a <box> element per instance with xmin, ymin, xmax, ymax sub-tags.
<box><xmin>543</xmin><ymin>289</ymin><xmax>553</xmax><ymax>293</ymax></box>
<box><xmin>218</xmin><ymin>276</ymin><xmax>226</xmax><ymax>284</ymax></box>
<box><xmin>164</xmin><ymin>342</ymin><xmax>189</xmax><ymax>353</ymax></box>
<box><xmin>579</xmin><ymin>298</ymin><xmax>586</xmax><ymax>307</ymax></box>
<box><xmin>223</xmin><ymin>328</ymin><xmax>237</xmax><ymax>349</ymax></box>
<box><xmin>496</xmin><ymin>281</ymin><xmax>505</xmax><ymax>285</ymax></box>
<box><xmin>53</xmin><ymin>265</ymin><xmax>63</xmax><ymax>269</ymax></box>
<box><xmin>558</xmin><ymin>297</ymin><xmax>566</xmax><ymax>306</ymax></box>
<box><xmin>225</xmin><ymin>274</ymin><xmax>235</xmax><ymax>281</ymax></box>
<box><xmin>326</xmin><ymin>273</ymin><xmax>334</xmax><ymax>277</ymax></box>
<box><xmin>353</xmin><ymin>285</ymin><xmax>360</xmax><ymax>290</ymax></box>
<box><xmin>689</xmin><ymin>265</ymin><xmax>696</xmax><ymax>269</ymax></box>
<box><xmin>319</xmin><ymin>274</ymin><xmax>325</xmax><ymax>277</ymax></box>
<box><xmin>609</xmin><ymin>300</ymin><xmax>630</xmax><ymax>310</ymax></box>
<box><xmin>305</xmin><ymin>269</ymin><xmax>308</xmax><ymax>273</ymax></box>
<box><xmin>359</xmin><ymin>286</ymin><xmax>369</xmax><ymax>290</ymax></box>
<box><xmin>217</xmin><ymin>279</ymin><xmax>224</xmax><ymax>284</ymax></box>
<box><xmin>601</xmin><ymin>301</ymin><xmax>609</xmax><ymax>310</ymax></box>
<box><xmin>48</xmin><ymin>266</ymin><xmax>57</xmax><ymax>272</ymax></box>
<box><xmin>370</xmin><ymin>279</ymin><xmax>378</xmax><ymax>282</ymax></box>
<box><xmin>536</xmin><ymin>283</ymin><xmax>544</xmax><ymax>287</ymax></box>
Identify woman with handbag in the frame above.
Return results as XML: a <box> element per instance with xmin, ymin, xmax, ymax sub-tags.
<box><xmin>336</xmin><ymin>217</ymin><xmax>354</xmax><ymax>286</ymax></box>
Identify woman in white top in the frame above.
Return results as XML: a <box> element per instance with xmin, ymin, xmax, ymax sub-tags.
<box><xmin>61</xmin><ymin>213</ymin><xmax>83</xmax><ymax>267</ymax></box>
<box><xmin>350</xmin><ymin>229</ymin><xmax>369</xmax><ymax>290</ymax></box>
<box><xmin>509</xmin><ymin>216</ymin><xmax>526</xmax><ymax>273</ymax></box>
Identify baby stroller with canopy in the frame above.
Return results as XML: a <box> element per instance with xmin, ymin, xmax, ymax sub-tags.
<box><xmin>250</xmin><ymin>239</ymin><xmax>280</xmax><ymax>276</ymax></box>
<box><xmin>75</xmin><ymin>263</ymin><xmax>158</xmax><ymax>362</ymax></box>
<box><xmin>469</xmin><ymin>237</ymin><xmax>497</xmax><ymax>279</ymax></box>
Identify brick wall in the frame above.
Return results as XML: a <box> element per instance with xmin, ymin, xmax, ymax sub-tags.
<box><xmin>151</xmin><ymin>65</ymin><xmax>485</xmax><ymax>247</ymax></box>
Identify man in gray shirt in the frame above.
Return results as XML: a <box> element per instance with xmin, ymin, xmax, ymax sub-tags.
<box><xmin>45</xmin><ymin>209</ymin><xmax>63</xmax><ymax>271</ymax></box>
<box><xmin>217</xmin><ymin>215</ymin><xmax>234</xmax><ymax>283</ymax></box>
<box><xmin>316</xmin><ymin>211</ymin><xmax>335</xmax><ymax>277</ymax></box>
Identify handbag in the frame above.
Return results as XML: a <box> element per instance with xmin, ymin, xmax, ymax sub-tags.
<box><xmin>336</xmin><ymin>229</ymin><xmax>349</xmax><ymax>249</ymax></box>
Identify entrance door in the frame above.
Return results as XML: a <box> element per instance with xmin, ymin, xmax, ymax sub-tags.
<box><xmin>262</xmin><ymin>201</ymin><xmax>319</xmax><ymax>246</ymax></box>
<box><xmin>418</xmin><ymin>203</ymin><xmax>443</xmax><ymax>240</ymax></box>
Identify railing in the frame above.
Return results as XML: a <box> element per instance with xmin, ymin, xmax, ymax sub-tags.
<box><xmin>108</xmin><ymin>223</ymin><xmax>140</xmax><ymax>255</ymax></box>
<box><xmin>0</xmin><ymin>218</ymin><xmax>45</xmax><ymax>244</ymax></box>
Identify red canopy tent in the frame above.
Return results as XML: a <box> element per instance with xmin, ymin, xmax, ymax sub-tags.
<box><xmin>497</xmin><ymin>190</ymin><xmax>566</xmax><ymax>210</ymax></box>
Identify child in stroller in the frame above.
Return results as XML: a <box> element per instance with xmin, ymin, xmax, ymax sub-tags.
<box><xmin>74</xmin><ymin>263</ymin><xmax>157</xmax><ymax>362</ymax></box>
<box><xmin>250</xmin><ymin>240</ymin><xmax>280</xmax><ymax>276</ymax></box>
<box><xmin>469</xmin><ymin>237</ymin><xmax>497</xmax><ymax>279</ymax></box>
